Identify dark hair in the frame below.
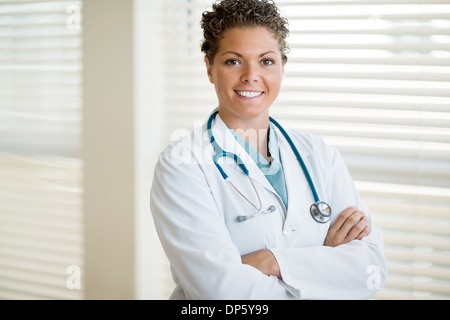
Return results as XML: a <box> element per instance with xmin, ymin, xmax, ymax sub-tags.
<box><xmin>200</xmin><ymin>0</ymin><xmax>289</xmax><ymax>64</ymax></box>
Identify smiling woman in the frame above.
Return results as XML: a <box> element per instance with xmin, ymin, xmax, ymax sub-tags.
<box><xmin>155</xmin><ymin>0</ymin><xmax>450</xmax><ymax>300</ymax></box>
<box><xmin>150</xmin><ymin>0</ymin><xmax>386</xmax><ymax>300</ymax></box>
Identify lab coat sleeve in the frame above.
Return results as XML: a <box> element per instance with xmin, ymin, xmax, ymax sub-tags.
<box><xmin>150</xmin><ymin>146</ymin><xmax>296</xmax><ymax>300</ymax></box>
<box><xmin>270</xmin><ymin>142</ymin><xmax>388</xmax><ymax>300</ymax></box>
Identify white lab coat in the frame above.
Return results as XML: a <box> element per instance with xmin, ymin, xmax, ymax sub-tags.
<box><xmin>150</xmin><ymin>112</ymin><xmax>387</xmax><ymax>300</ymax></box>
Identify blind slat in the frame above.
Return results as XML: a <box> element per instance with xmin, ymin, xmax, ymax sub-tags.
<box><xmin>0</xmin><ymin>0</ymin><xmax>83</xmax><ymax>300</ymax></box>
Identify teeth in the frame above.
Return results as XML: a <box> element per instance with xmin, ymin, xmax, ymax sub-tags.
<box><xmin>236</xmin><ymin>91</ymin><xmax>263</xmax><ymax>98</ymax></box>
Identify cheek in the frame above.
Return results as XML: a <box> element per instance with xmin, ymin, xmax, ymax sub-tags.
<box><xmin>214</xmin><ymin>71</ymin><xmax>234</xmax><ymax>93</ymax></box>
<box><xmin>266</xmin><ymin>73</ymin><xmax>283</xmax><ymax>96</ymax></box>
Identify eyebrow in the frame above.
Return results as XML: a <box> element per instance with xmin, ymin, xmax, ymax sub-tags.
<box><xmin>222</xmin><ymin>51</ymin><xmax>277</xmax><ymax>57</ymax></box>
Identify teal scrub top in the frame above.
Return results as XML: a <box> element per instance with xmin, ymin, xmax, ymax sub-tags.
<box><xmin>229</xmin><ymin>124</ymin><xmax>288</xmax><ymax>208</ymax></box>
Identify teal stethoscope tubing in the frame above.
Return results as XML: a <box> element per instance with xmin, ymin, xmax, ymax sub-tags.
<box><xmin>207</xmin><ymin>110</ymin><xmax>331</xmax><ymax>223</ymax></box>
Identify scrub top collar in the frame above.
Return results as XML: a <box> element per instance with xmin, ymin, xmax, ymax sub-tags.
<box><xmin>228</xmin><ymin>123</ymin><xmax>280</xmax><ymax>176</ymax></box>
<box><xmin>228</xmin><ymin>124</ymin><xmax>288</xmax><ymax>208</ymax></box>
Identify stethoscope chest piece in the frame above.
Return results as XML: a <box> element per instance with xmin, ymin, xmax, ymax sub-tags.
<box><xmin>310</xmin><ymin>201</ymin><xmax>331</xmax><ymax>223</ymax></box>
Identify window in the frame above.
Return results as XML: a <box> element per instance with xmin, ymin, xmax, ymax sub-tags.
<box><xmin>159</xmin><ymin>0</ymin><xmax>450</xmax><ymax>299</ymax></box>
<box><xmin>0</xmin><ymin>1</ymin><xmax>83</xmax><ymax>299</ymax></box>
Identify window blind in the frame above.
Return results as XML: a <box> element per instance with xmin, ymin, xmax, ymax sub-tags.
<box><xmin>160</xmin><ymin>0</ymin><xmax>450</xmax><ymax>299</ymax></box>
<box><xmin>0</xmin><ymin>0</ymin><xmax>84</xmax><ymax>299</ymax></box>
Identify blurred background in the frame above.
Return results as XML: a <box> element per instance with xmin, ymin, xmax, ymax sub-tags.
<box><xmin>0</xmin><ymin>0</ymin><xmax>449</xmax><ymax>300</ymax></box>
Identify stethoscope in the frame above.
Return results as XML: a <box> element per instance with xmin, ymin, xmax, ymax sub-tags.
<box><xmin>207</xmin><ymin>110</ymin><xmax>332</xmax><ymax>224</ymax></box>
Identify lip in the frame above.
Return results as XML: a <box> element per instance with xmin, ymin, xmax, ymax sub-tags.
<box><xmin>234</xmin><ymin>90</ymin><xmax>264</xmax><ymax>99</ymax></box>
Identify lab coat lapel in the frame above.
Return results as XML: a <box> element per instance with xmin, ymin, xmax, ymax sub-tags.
<box><xmin>209</xmin><ymin>113</ymin><xmax>276</xmax><ymax>195</ymax></box>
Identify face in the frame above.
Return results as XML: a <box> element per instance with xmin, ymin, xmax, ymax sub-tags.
<box><xmin>205</xmin><ymin>27</ymin><xmax>284</xmax><ymax>127</ymax></box>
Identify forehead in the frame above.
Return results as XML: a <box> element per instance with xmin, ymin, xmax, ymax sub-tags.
<box><xmin>217</xmin><ymin>27</ymin><xmax>281</xmax><ymax>56</ymax></box>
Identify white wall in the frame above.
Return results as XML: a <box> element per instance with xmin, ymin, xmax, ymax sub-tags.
<box><xmin>82</xmin><ymin>0</ymin><xmax>136</xmax><ymax>299</ymax></box>
<box><xmin>82</xmin><ymin>0</ymin><xmax>170</xmax><ymax>299</ymax></box>
<box><xmin>133</xmin><ymin>0</ymin><xmax>172</xmax><ymax>299</ymax></box>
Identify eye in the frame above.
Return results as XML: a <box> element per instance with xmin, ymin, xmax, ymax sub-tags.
<box><xmin>261</xmin><ymin>59</ymin><xmax>275</xmax><ymax>66</ymax></box>
<box><xmin>225</xmin><ymin>59</ymin><xmax>241</xmax><ymax>66</ymax></box>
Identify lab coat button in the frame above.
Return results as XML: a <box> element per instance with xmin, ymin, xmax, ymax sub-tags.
<box><xmin>283</xmin><ymin>227</ymin><xmax>293</xmax><ymax>236</ymax></box>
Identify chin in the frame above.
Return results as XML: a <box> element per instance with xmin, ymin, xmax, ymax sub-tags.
<box><xmin>240</xmin><ymin>103</ymin><xmax>271</xmax><ymax>118</ymax></box>
<box><xmin>219</xmin><ymin>96</ymin><xmax>274</xmax><ymax>123</ymax></box>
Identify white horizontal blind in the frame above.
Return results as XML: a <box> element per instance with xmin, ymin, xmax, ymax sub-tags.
<box><xmin>0</xmin><ymin>0</ymin><xmax>84</xmax><ymax>299</ymax></box>
<box><xmin>161</xmin><ymin>0</ymin><xmax>450</xmax><ymax>299</ymax></box>
<box><xmin>274</xmin><ymin>0</ymin><xmax>450</xmax><ymax>300</ymax></box>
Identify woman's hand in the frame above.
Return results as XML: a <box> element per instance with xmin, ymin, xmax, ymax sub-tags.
<box><xmin>241</xmin><ymin>249</ymin><xmax>281</xmax><ymax>279</ymax></box>
<box><xmin>323</xmin><ymin>206</ymin><xmax>370</xmax><ymax>247</ymax></box>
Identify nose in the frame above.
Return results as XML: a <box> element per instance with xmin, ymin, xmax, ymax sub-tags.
<box><xmin>240</xmin><ymin>62</ymin><xmax>259</xmax><ymax>83</ymax></box>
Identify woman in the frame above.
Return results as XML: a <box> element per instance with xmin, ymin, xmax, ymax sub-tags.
<box><xmin>151</xmin><ymin>0</ymin><xmax>387</xmax><ymax>299</ymax></box>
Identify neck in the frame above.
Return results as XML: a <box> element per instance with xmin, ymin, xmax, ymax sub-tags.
<box><xmin>218</xmin><ymin>108</ymin><xmax>271</xmax><ymax>160</ymax></box>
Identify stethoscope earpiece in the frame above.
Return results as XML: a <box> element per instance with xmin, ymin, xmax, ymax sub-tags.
<box><xmin>236</xmin><ymin>215</ymin><xmax>248</xmax><ymax>223</ymax></box>
<box><xmin>236</xmin><ymin>205</ymin><xmax>277</xmax><ymax>223</ymax></box>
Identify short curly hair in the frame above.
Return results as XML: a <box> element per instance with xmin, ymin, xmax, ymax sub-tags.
<box><xmin>200</xmin><ymin>0</ymin><xmax>289</xmax><ymax>64</ymax></box>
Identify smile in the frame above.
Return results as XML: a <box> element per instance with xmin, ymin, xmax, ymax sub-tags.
<box><xmin>234</xmin><ymin>90</ymin><xmax>264</xmax><ymax>98</ymax></box>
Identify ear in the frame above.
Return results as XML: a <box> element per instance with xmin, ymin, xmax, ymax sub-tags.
<box><xmin>204</xmin><ymin>56</ymin><xmax>214</xmax><ymax>84</ymax></box>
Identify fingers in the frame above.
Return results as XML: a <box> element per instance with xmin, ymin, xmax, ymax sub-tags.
<box><xmin>345</xmin><ymin>215</ymin><xmax>370</xmax><ymax>242</ymax></box>
<box><xmin>241</xmin><ymin>249</ymin><xmax>281</xmax><ymax>279</ymax></box>
<box><xmin>356</xmin><ymin>224</ymin><xmax>370</xmax><ymax>240</ymax></box>
<box><xmin>323</xmin><ymin>206</ymin><xmax>371</xmax><ymax>247</ymax></box>
<box><xmin>328</xmin><ymin>206</ymin><xmax>360</xmax><ymax>234</ymax></box>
